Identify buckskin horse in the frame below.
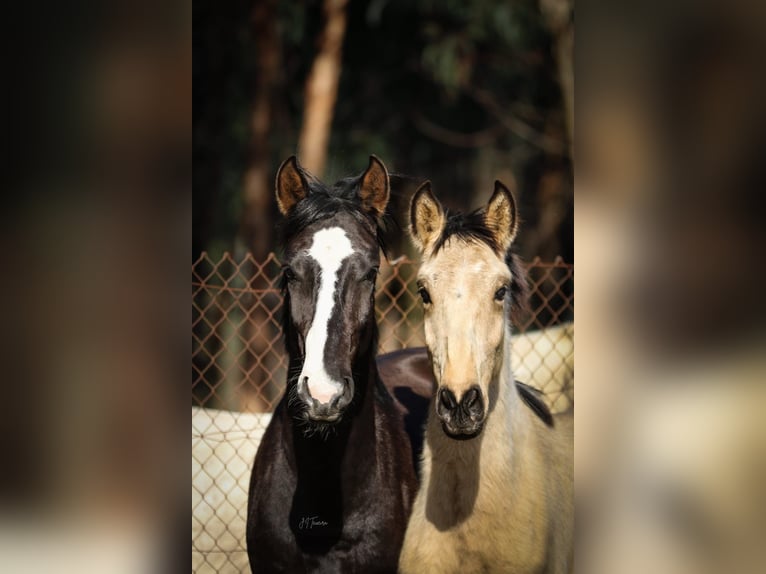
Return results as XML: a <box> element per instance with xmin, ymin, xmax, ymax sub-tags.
<box><xmin>399</xmin><ymin>181</ymin><xmax>574</xmax><ymax>574</ymax></box>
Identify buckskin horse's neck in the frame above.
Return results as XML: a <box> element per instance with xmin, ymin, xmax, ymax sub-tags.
<box><xmin>426</xmin><ymin>325</ymin><xmax>526</xmax><ymax>470</ymax></box>
<box><xmin>421</xmin><ymin>327</ymin><xmax>530</xmax><ymax>529</ymax></box>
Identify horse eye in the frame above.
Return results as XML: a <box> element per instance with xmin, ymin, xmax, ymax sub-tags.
<box><xmin>418</xmin><ymin>287</ymin><xmax>432</xmax><ymax>305</ymax></box>
<box><xmin>363</xmin><ymin>267</ymin><xmax>379</xmax><ymax>282</ymax></box>
<box><xmin>283</xmin><ymin>267</ymin><xmax>297</xmax><ymax>282</ymax></box>
<box><xmin>494</xmin><ymin>286</ymin><xmax>507</xmax><ymax>302</ymax></box>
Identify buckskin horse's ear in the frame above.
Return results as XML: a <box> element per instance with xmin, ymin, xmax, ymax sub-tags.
<box><xmin>409</xmin><ymin>181</ymin><xmax>445</xmax><ymax>253</ymax></box>
<box><xmin>275</xmin><ymin>156</ymin><xmax>310</xmax><ymax>215</ymax></box>
<box><xmin>358</xmin><ymin>155</ymin><xmax>390</xmax><ymax>217</ymax></box>
<box><xmin>485</xmin><ymin>180</ymin><xmax>519</xmax><ymax>253</ymax></box>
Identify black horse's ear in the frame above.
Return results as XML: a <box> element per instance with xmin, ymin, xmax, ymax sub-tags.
<box><xmin>409</xmin><ymin>181</ymin><xmax>445</xmax><ymax>254</ymax></box>
<box><xmin>275</xmin><ymin>156</ymin><xmax>310</xmax><ymax>215</ymax></box>
<box><xmin>358</xmin><ymin>155</ymin><xmax>390</xmax><ymax>217</ymax></box>
<box><xmin>485</xmin><ymin>180</ymin><xmax>518</xmax><ymax>252</ymax></box>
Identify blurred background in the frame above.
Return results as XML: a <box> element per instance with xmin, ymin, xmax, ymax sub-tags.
<box><xmin>1</xmin><ymin>2</ymin><xmax>189</xmax><ymax>573</ymax></box>
<box><xmin>193</xmin><ymin>0</ymin><xmax>573</xmax><ymax>263</ymax></box>
<box><xmin>577</xmin><ymin>1</ymin><xmax>766</xmax><ymax>573</ymax></box>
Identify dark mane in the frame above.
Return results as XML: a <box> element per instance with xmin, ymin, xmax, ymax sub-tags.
<box><xmin>433</xmin><ymin>208</ymin><xmax>530</xmax><ymax>327</ymax></box>
<box><xmin>433</xmin><ymin>209</ymin><xmax>499</xmax><ymax>254</ymax></box>
<box><xmin>505</xmin><ymin>250</ymin><xmax>531</xmax><ymax>328</ymax></box>
<box><xmin>515</xmin><ymin>381</ymin><xmax>554</xmax><ymax>427</ymax></box>
<box><xmin>279</xmin><ymin>168</ymin><xmax>391</xmax><ymax>255</ymax></box>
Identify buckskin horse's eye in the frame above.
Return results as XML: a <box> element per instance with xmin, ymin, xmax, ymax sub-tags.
<box><xmin>418</xmin><ymin>287</ymin><xmax>432</xmax><ymax>305</ymax></box>
<box><xmin>494</xmin><ymin>286</ymin><xmax>508</xmax><ymax>302</ymax></box>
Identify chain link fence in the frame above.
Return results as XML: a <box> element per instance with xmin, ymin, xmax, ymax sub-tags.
<box><xmin>192</xmin><ymin>252</ymin><xmax>573</xmax><ymax>573</ymax></box>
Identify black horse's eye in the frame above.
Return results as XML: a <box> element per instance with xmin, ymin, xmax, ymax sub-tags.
<box><xmin>494</xmin><ymin>286</ymin><xmax>508</xmax><ymax>302</ymax></box>
<box><xmin>363</xmin><ymin>267</ymin><xmax>379</xmax><ymax>282</ymax></box>
<box><xmin>418</xmin><ymin>287</ymin><xmax>432</xmax><ymax>305</ymax></box>
<box><xmin>283</xmin><ymin>267</ymin><xmax>297</xmax><ymax>282</ymax></box>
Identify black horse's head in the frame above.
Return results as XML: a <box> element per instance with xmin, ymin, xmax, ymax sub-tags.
<box><xmin>276</xmin><ymin>156</ymin><xmax>390</xmax><ymax>430</ymax></box>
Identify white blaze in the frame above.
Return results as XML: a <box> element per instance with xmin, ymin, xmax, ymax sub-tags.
<box><xmin>301</xmin><ymin>227</ymin><xmax>354</xmax><ymax>403</ymax></box>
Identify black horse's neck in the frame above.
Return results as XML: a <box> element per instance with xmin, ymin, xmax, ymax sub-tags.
<box><xmin>282</xmin><ymin>327</ymin><xmax>383</xmax><ymax>553</ymax></box>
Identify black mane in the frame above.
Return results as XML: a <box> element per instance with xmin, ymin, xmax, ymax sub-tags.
<box><xmin>516</xmin><ymin>381</ymin><xmax>555</xmax><ymax>427</ymax></box>
<box><xmin>433</xmin><ymin>208</ymin><xmax>531</xmax><ymax>326</ymax></box>
<box><xmin>279</xmin><ymin>168</ymin><xmax>391</xmax><ymax>255</ymax></box>
<box><xmin>433</xmin><ymin>209</ymin><xmax>500</xmax><ymax>254</ymax></box>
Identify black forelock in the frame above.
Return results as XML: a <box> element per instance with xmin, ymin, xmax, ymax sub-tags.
<box><xmin>432</xmin><ymin>209</ymin><xmax>500</xmax><ymax>255</ymax></box>
<box><xmin>279</xmin><ymin>168</ymin><xmax>391</xmax><ymax>255</ymax></box>
<box><xmin>432</xmin><ymin>207</ymin><xmax>530</xmax><ymax>327</ymax></box>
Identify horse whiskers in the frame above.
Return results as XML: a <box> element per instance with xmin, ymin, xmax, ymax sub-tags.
<box><xmin>284</xmin><ymin>360</ymin><xmax>305</xmax><ymax>412</ymax></box>
<box><xmin>296</xmin><ymin>415</ymin><xmax>339</xmax><ymax>440</ymax></box>
<box><xmin>286</xmin><ymin>361</ymin><xmax>304</xmax><ymax>378</ymax></box>
<box><xmin>284</xmin><ymin>382</ymin><xmax>341</xmax><ymax>440</ymax></box>
<box><xmin>286</xmin><ymin>385</ymin><xmax>301</xmax><ymax>410</ymax></box>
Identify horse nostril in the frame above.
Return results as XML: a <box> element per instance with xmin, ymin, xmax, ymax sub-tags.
<box><xmin>439</xmin><ymin>388</ymin><xmax>457</xmax><ymax>411</ymax></box>
<box><xmin>329</xmin><ymin>377</ymin><xmax>353</xmax><ymax>411</ymax></box>
<box><xmin>462</xmin><ymin>387</ymin><xmax>479</xmax><ymax>408</ymax></box>
<box><xmin>461</xmin><ymin>386</ymin><xmax>484</xmax><ymax>419</ymax></box>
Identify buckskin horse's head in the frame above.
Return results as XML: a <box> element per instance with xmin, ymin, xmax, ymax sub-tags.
<box><xmin>409</xmin><ymin>181</ymin><xmax>527</xmax><ymax>439</ymax></box>
<box><xmin>276</xmin><ymin>156</ymin><xmax>390</xmax><ymax>429</ymax></box>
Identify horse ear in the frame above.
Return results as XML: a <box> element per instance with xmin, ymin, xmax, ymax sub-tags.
<box><xmin>275</xmin><ymin>156</ymin><xmax>310</xmax><ymax>215</ymax></box>
<box><xmin>409</xmin><ymin>181</ymin><xmax>445</xmax><ymax>253</ymax></box>
<box><xmin>358</xmin><ymin>155</ymin><xmax>390</xmax><ymax>216</ymax></box>
<box><xmin>485</xmin><ymin>180</ymin><xmax>518</xmax><ymax>252</ymax></box>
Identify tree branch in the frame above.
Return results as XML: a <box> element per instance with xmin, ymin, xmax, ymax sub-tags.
<box><xmin>466</xmin><ymin>86</ymin><xmax>566</xmax><ymax>156</ymax></box>
<box><xmin>411</xmin><ymin>111</ymin><xmax>506</xmax><ymax>148</ymax></box>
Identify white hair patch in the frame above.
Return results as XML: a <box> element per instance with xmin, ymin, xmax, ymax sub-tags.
<box><xmin>299</xmin><ymin>227</ymin><xmax>354</xmax><ymax>404</ymax></box>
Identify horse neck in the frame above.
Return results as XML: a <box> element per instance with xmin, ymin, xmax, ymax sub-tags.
<box><xmin>491</xmin><ymin>324</ymin><xmax>530</xmax><ymax>457</ymax></box>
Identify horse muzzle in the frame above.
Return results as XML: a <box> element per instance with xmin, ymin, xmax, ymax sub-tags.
<box><xmin>435</xmin><ymin>385</ymin><xmax>485</xmax><ymax>439</ymax></box>
<box><xmin>297</xmin><ymin>376</ymin><xmax>354</xmax><ymax>422</ymax></box>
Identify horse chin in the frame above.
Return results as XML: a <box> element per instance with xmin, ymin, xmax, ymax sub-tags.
<box><xmin>441</xmin><ymin>422</ymin><xmax>484</xmax><ymax>441</ymax></box>
<box><xmin>306</xmin><ymin>411</ymin><xmax>342</xmax><ymax>423</ymax></box>
<box><xmin>298</xmin><ymin>411</ymin><xmax>346</xmax><ymax>438</ymax></box>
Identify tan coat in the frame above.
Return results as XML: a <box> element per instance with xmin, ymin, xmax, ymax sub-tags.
<box><xmin>399</xmin><ymin>352</ymin><xmax>573</xmax><ymax>574</ymax></box>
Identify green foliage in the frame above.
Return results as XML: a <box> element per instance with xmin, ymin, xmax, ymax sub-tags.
<box><xmin>421</xmin><ymin>31</ymin><xmax>467</xmax><ymax>93</ymax></box>
<box><xmin>418</xmin><ymin>0</ymin><xmax>551</xmax><ymax>102</ymax></box>
<box><xmin>194</xmin><ymin>0</ymin><xmax>571</xmax><ymax>261</ymax></box>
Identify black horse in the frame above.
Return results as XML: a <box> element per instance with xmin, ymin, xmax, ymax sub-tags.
<box><xmin>246</xmin><ymin>156</ymin><xmax>427</xmax><ymax>573</ymax></box>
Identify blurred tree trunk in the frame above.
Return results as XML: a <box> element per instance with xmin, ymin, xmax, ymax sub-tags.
<box><xmin>540</xmin><ymin>0</ymin><xmax>574</xmax><ymax>156</ymax></box>
<box><xmin>298</xmin><ymin>0</ymin><xmax>349</xmax><ymax>177</ymax></box>
<box><xmin>237</xmin><ymin>0</ymin><xmax>282</xmax><ymax>413</ymax></box>
<box><xmin>240</xmin><ymin>0</ymin><xmax>280</xmax><ymax>259</ymax></box>
<box><xmin>518</xmin><ymin>0</ymin><xmax>573</xmax><ymax>265</ymax></box>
